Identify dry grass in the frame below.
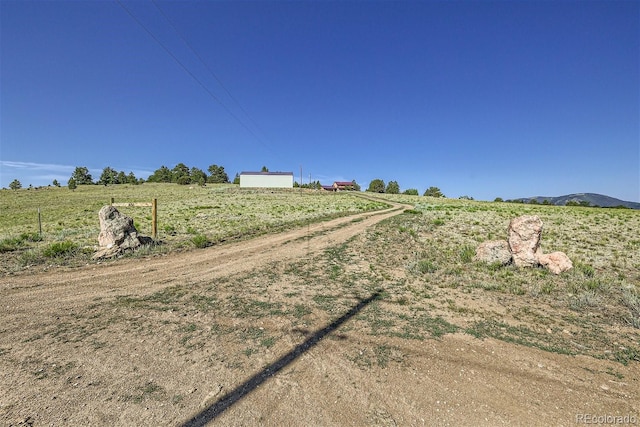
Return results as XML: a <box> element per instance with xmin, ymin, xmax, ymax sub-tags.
<box><xmin>2</xmin><ymin>187</ymin><xmax>639</xmax><ymax>363</ymax></box>
<box><xmin>2</xmin><ymin>190</ymin><xmax>640</xmax><ymax>425</ymax></box>
<box><xmin>0</xmin><ymin>184</ymin><xmax>387</xmax><ymax>272</ymax></box>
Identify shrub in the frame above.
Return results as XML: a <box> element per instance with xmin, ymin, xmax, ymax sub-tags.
<box><xmin>192</xmin><ymin>234</ymin><xmax>210</xmax><ymax>248</ymax></box>
<box><xmin>0</xmin><ymin>237</ymin><xmax>25</xmax><ymax>252</ymax></box>
<box><xmin>622</xmin><ymin>288</ymin><xmax>640</xmax><ymax>329</ymax></box>
<box><xmin>460</xmin><ymin>245</ymin><xmax>475</xmax><ymax>263</ymax></box>
<box><xmin>42</xmin><ymin>241</ymin><xmax>77</xmax><ymax>258</ymax></box>
<box><xmin>22</xmin><ymin>232</ymin><xmax>43</xmax><ymax>242</ymax></box>
<box><xmin>417</xmin><ymin>260</ymin><xmax>438</xmax><ymax>274</ymax></box>
<box><xmin>575</xmin><ymin>262</ymin><xmax>595</xmax><ymax>278</ymax></box>
<box><xmin>0</xmin><ymin>233</ymin><xmax>43</xmax><ymax>252</ymax></box>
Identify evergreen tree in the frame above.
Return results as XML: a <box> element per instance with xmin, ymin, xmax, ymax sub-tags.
<box><xmin>207</xmin><ymin>164</ymin><xmax>229</xmax><ymax>183</ymax></box>
<box><xmin>98</xmin><ymin>167</ymin><xmax>118</xmax><ymax>185</ymax></box>
<box><xmin>172</xmin><ymin>163</ymin><xmax>190</xmax><ymax>184</ymax></box>
<box><xmin>366</xmin><ymin>179</ymin><xmax>385</xmax><ymax>193</ymax></box>
<box><xmin>191</xmin><ymin>167</ymin><xmax>207</xmax><ymax>185</ymax></box>
<box><xmin>70</xmin><ymin>166</ymin><xmax>93</xmax><ymax>185</ymax></box>
<box><xmin>232</xmin><ymin>173</ymin><xmax>240</xmax><ymax>185</ymax></box>
<box><xmin>403</xmin><ymin>189</ymin><xmax>419</xmax><ymax>195</ymax></box>
<box><xmin>9</xmin><ymin>179</ymin><xmax>22</xmax><ymax>190</ymax></box>
<box><xmin>147</xmin><ymin>166</ymin><xmax>172</xmax><ymax>183</ymax></box>
<box><xmin>68</xmin><ymin>178</ymin><xmax>77</xmax><ymax>191</ymax></box>
<box><xmin>423</xmin><ymin>186</ymin><xmax>445</xmax><ymax>198</ymax></box>
<box><xmin>116</xmin><ymin>171</ymin><xmax>127</xmax><ymax>184</ymax></box>
<box><xmin>127</xmin><ymin>172</ymin><xmax>138</xmax><ymax>184</ymax></box>
<box><xmin>385</xmin><ymin>180</ymin><xmax>400</xmax><ymax>194</ymax></box>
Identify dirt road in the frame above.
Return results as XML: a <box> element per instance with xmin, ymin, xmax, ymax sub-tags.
<box><xmin>1</xmin><ymin>201</ymin><xmax>638</xmax><ymax>426</ymax></box>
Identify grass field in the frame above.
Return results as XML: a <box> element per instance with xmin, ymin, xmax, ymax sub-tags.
<box><xmin>1</xmin><ymin>184</ymin><xmax>639</xmax><ymax>362</ymax></box>
<box><xmin>2</xmin><ymin>184</ymin><xmax>640</xmax><ymax>424</ymax></box>
<box><xmin>0</xmin><ymin>184</ymin><xmax>388</xmax><ymax>271</ymax></box>
<box><xmin>354</xmin><ymin>195</ymin><xmax>640</xmax><ymax>362</ymax></box>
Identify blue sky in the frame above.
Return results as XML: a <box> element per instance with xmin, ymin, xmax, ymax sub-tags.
<box><xmin>1</xmin><ymin>1</ymin><xmax>638</xmax><ymax>202</ymax></box>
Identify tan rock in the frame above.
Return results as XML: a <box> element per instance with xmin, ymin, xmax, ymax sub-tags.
<box><xmin>474</xmin><ymin>240</ymin><xmax>512</xmax><ymax>265</ymax></box>
<box><xmin>536</xmin><ymin>251</ymin><xmax>573</xmax><ymax>274</ymax></box>
<box><xmin>94</xmin><ymin>205</ymin><xmax>151</xmax><ymax>259</ymax></box>
<box><xmin>97</xmin><ymin>205</ymin><xmax>139</xmax><ymax>248</ymax></box>
<box><xmin>508</xmin><ymin>215</ymin><xmax>543</xmax><ymax>268</ymax></box>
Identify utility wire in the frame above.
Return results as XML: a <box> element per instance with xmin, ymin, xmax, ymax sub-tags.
<box><xmin>151</xmin><ymin>0</ymin><xmax>272</xmax><ymax>147</ymax></box>
<box><xmin>115</xmin><ymin>0</ymin><xmax>274</xmax><ymax>154</ymax></box>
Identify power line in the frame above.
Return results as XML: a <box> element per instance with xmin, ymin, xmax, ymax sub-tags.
<box><xmin>151</xmin><ymin>0</ymin><xmax>272</xmax><ymax>147</ymax></box>
<box><xmin>115</xmin><ymin>0</ymin><xmax>274</xmax><ymax>154</ymax></box>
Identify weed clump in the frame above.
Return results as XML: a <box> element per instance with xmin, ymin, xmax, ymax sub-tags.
<box><xmin>621</xmin><ymin>287</ymin><xmax>640</xmax><ymax>329</ymax></box>
<box><xmin>0</xmin><ymin>233</ymin><xmax>42</xmax><ymax>252</ymax></box>
<box><xmin>42</xmin><ymin>241</ymin><xmax>77</xmax><ymax>258</ymax></box>
<box><xmin>459</xmin><ymin>245</ymin><xmax>475</xmax><ymax>263</ymax></box>
<box><xmin>191</xmin><ymin>234</ymin><xmax>210</xmax><ymax>248</ymax></box>
<box><xmin>417</xmin><ymin>260</ymin><xmax>438</xmax><ymax>274</ymax></box>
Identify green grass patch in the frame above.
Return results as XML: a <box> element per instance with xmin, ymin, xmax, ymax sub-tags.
<box><xmin>465</xmin><ymin>320</ymin><xmax>574</xmax><ymax>355</ymax></box>
<box><xmin>0</xmin><ymin>232</ymin><xmax>42</xmax><ymax>252</ymax></box>
<box><xmin>42</xmin><ymin>241</ymin><xmax>77</xmax><ymax>258</ymax></box>
<box><xmin>191</xmin><ymin>234</ymin><xmax>210</xmax><ymax>248</ymax></box>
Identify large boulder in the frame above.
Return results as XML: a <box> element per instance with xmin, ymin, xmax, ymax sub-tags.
<box><xmin>536</xmin><ymin>251</ymin><xmax>573</xmax><ymax>275</ymax></box>
<box><xmin>93</xmin><ymin>205</ymin><xmax>150</xmax><ymax>259</ymax></box>
<box><xmin>508</xmin><ymin>215</ymin><xmax>543</xmax><ymax>268</ymax></box>
<box><xmin>474</xmin><ymin>240</ymin><xmax>512</xmax><ymax>265</ymax></box>
<box><xmin>475</xmin><ymin>215</ymin><xmax>572</xmax><ymax>275</ymax></box>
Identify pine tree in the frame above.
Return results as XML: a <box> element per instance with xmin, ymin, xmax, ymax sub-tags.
<box><xmin>9</xmin><ymin>179</ymin><xmax>22</xmax><ymax>190</ymax></box>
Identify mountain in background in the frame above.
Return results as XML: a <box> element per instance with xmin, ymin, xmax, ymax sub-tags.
<box><xmin>513</xmin><ymin>193</ymin><xmax>640</xmax><ymax>210</ymax></box>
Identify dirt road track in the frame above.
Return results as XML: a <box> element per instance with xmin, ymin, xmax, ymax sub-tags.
<box><xmin>2</xmin><ymin>200</ymin><xmax>639</xmax><ymax>427</ymax></box>
<box><xmin>1</xmin><ymin>201</ymin><xmax>405</xmax><ymax>309</ymax></box>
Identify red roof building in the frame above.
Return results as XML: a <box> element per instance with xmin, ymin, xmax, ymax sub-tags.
<box><xmin>332</xmin><ymin>181</ymin><xmax>355</xmax><ymax>191</ymax></box>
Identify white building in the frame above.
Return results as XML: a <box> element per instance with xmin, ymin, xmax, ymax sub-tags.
<box><xmin>239</xmin><ymin>171</ymin><xmax>294</xmax><ymax>188</ymax></box>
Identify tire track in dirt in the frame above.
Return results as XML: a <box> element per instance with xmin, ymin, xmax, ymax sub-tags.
<box><xmin>1</xmin><ymin>201</ymin><xmax>409</xmax><ymax>315</ymax></box>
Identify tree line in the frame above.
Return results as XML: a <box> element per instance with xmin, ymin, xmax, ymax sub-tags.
<box><xmin>8</xmin><ymin>171</ymin><xmax>444</xmax><ymax>197</ymax></box>
<box><xmin>62</xmin><ymin>163</ymin><xmax>231</xmax><ymax>190</ymax></box>
<box><xmin>365</xmin><ymin>178</ymin><xmax>445</xmax><ymax>197</ymax></box>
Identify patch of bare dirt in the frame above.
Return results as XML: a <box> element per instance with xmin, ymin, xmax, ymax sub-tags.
<box><xmin>1</xmin><ymin>202</ymin><xmax>638</xmax><ymax>426</ymax></box>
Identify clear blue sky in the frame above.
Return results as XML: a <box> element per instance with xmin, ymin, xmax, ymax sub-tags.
<box><xmin>1</xmin><ymin>0</ymin><xmax>638</xmax><ymax>202</ymax></box>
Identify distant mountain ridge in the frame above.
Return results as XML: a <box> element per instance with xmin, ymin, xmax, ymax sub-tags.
<box><xmin>515</xmin><ymin>193</ymin><xmax>640</xmax><ymax>210</ymax></box>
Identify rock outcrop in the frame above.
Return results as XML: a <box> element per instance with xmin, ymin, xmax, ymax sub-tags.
<box><xmin>474</xmin><ymin>215</ymin><xmax>572</xmax><ymax>275</ymax></box>
<box><xmin>93</xmin><ymin>205</ymin><xmax>152</xmax><ymax>259</ymax></box>
<box><xmin>507</xmin><ymin>215</ymin><xmax>543</xmax><ymax>268</ymax></box>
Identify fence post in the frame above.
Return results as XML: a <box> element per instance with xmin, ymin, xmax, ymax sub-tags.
<box><xmin>110</xmin><ymin>197</ymin><xmax>114</xmax><ymax>206</ymax></box>
<box><xmin>38</xmin><ymin>208</ymin><xmax>42</xmax><ymax>237</ymax></box>
<box><xmin>152</xmin><ymin>198</ymin><xmax>158</xmax><ymax>240</ymax></box>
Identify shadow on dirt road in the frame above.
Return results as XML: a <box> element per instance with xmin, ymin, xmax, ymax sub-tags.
<box><xmin>181</xmin><ymin>291</ymin><xmax>383</xmax><ymax>427</ymax></box>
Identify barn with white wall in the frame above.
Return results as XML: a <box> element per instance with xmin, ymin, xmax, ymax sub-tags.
<box><xmin>239</xmin><ymin>172</ymin><xmax>294</xmax><ymax>188</ymax></box>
